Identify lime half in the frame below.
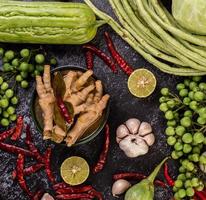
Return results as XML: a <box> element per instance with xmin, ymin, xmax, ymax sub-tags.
<box><xmin>60</xmin><ymin>156</ymin><xmax>90</xmax><ymax>186</ymax></box>
<box><xmin>128</xmin><ymin>68</ymin><xmax>157</xmax><ymax>98</ymax></box>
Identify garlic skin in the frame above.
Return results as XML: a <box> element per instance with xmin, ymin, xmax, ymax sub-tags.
<box><xmin>125</xmin><ymin>118</ymin><xmax>140</xmax><ymax>134</ymax></box>
<box><xmin>116</xmin><ymin>118</ymin><xmax>155</xmax><ymax>158</ymax></box>
<box><xmin>41</xmin><ymin>193</ymin><xmax>54</xmax><ymax>200</ymax></box>
<box><xmin>112</xmin><ymin>179</ymin><xmax>131</xmax><ymax>197</ymax></box>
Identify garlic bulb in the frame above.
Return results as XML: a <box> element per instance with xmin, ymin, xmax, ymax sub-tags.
<box><xmin>41</xmin><ymin>193</ymin><xmax>54</xmax><ymax>200</ymax></box>
<box><xmin>112</xmin><ymin>179</ymin><xmax>131</xmax><ymax>197</ymax></box>
<box><xmin>116</xmin><ymin>118</ymin><xmax>155</xmax><ymax>158</ymax></box>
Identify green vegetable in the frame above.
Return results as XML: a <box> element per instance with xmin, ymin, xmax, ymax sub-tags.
<box><xmin>172</xmin><ymin>0</ymin><xmax>206</xmax><ymax>35</ymax></box>
<box><xmin>0</xmin><ymin>1</ymin><xmax>104</xmax><ymax>44</ymax></box>
<box><xmin>124</xmin><ymin>157</ymin><xmax>168</xmax><ymax>200</ymax></box>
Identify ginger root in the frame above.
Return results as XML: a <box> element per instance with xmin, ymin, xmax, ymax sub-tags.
<box><xmin>36</xmin><ymin>66</ymin><xmax>110</xmax><ymax>145</ymax></box>
<box><xmin>36</xmin><ymin>65</ymin><xmax>55</xmax><ymax>140</ymax></box>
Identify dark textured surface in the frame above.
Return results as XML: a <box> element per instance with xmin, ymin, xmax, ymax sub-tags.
<box><xmin>0</xmin><ymin>0</ymin><xmax>181</xmax><ymax>199</ymax></box>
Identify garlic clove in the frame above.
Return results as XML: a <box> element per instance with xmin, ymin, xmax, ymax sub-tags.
<box><xmin>112</xmin><ymin>179</ymin><xmax>131</xmax><ymax>197</ymax></box>
<box><xmin>138</xmin><ymin>122</ymin><xmax>152</xmax><ymax>136</ymax></box>
<box><xmin>143</xmin><ymin>133</ymin><xmax>155</xmax><ymax>146</ymax></box>
<box><xmin>119</xmin><ymin>135</ymin><xmax>149</xmax><ymax>158</ymax></box>
<box><xmin>116</xmin><ymin>137</ymin><xmax>122</xmax><ymax>144</ymax></box>
<box><xmin>116</xmin><ymin>124</ymin><xmax>130</xmax><ymax>139</ymax></box>
<box><xmin>125</xmin><ymin>118</ymin><xmax>141</xmax><ymax>134</ymax></box>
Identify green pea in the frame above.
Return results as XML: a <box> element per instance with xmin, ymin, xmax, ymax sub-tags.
<box><xmin>189</xmin><ymin>82</ymin><xmax>198</xmax><ymax>90</ymax></box>
<box><xmin>3</xmin><ymin>111</ymin><xmax>9</xmax><ymax>118</ymax></box>
<box><xmin>174</xmin><ymin>192</ymin><xmax>180</xmax><ymax>200</ymax></box>
<box><xmin>179</xmin><ymin>89</ymin><xmax>188</xmax><ymax>97</ymax></box>
<box><xmin>193</xmin><ymin>132</ymin><xmax>204</xmax><ymax>144</ymax></box>
<box><xmin>189</xmin><ymin>101</ymin><xmax>198</xmax><ymax>110</ymax></box>
<box><xmin>191</xmin><ymin>178</ymin><xmax>199</xmax><ymax>187</ymax></box>
<box><xmin>185</xmin><ymin>172</ymin><xmax>192</xmax><ymax>179</ymax></box>
<box><xmin>0</xmin><ymin>47</ymin><xmax>4</xmax><ymax>56</ymax></box>
<box><xmin>11</xmin><ymin>96</ymin><xmax>18</xmax><ymax>105</ymax></box>
<box><xmin>186</xmin><ymin>187</ymin><xmax>194</xmax><ymax>197</ymax></box>
<box><xmin>174</xmin><ymin>142</ymin><xmax>183</xmax><ymax>151</ymax></box>
<box><xmin>159</xmin><ymin>103</ymin><xmax>168</xmax><ymax>112</ymax></box>
<box><xmin>21</xmin><ymin>80</ymin><xmax>29</xmax><ymax>88</ymax></box>
<box><xmin>2</xmin><ymin>57</ymin><xmax>8</xmax><ymax>63</ymax></box>
<box><xmin>188</xmin><ymin>91</ymin><xmax>194</xmax><ymax>100</ymax></box>
<box><xmin>194</xmin><ymin>91</ymin><xmax>205</xmax><ymax>101</ymax></box>
<box><xmin>178</xmin><ymin>189</ymin><xmax>186</xmax><ymax>198</ymax></box>
<box><xmin>184</xmin><ymin>110</ymin><xmax>193</xmax><ymax>118</ymax></box>
<box><xmin>50</xmin><ymin>58</ymin><xmax>57</xmax><ymax>65</ymax></box>
<box><xmin>175</xmin><ymin>126</ymin><xmax>186</xmax><ymax>136</ymax></box>
<box><xmin>184</xmin><ymin>180</ymin><xmax>192</xmax><ymax>188</ymax></box>
<box><xmin>175</xmin><ymin>180</ymin><xmax>183</xmax><ymax>188</ymax></box>
<box><xmin>5</xmin><ymin>89</ymin><xmax>14</xmax><ymax>98</ymax></box>
<box><xmin>193</xmin><ymin>76</ymin><xmax>202</xmax><ymax>82</ymax></box>
<box><xmin>167</xmin><ymin>120</ymin><xmax>176</xmax><ymax>127</ymax></box>
<box><xmin>0</xmin><ymin>98</ymin><xmax>9</xmax><ymax>108</ymax></box>
<box><xmin>167</xmin><ymin>136</ymin><xmax>176</xmax><ymax>146</ymax></box>
<box><xmin>199</xmin><ymin>82</ymin><xmax>206</xmax><ymax>90</ymax></box>
<box><xmin>173</xmin><ymin>186</ymin><xmax>178</xmax><ymax>192</ymax></box>
<box><xmin>177</xmin><ymin>174</ymin><xmax>186</xmax><ymax>181</ymax></box>
<box><xmin>19</xmin><ymin>62</ymin><xmax>29</xmax><ymax>72</ymax></box>
<box><xmin>171</xmin><ymin>151</ymin><xmax>179</xmax><ymax>159</ymax></box>
<box><xmin>7</xmin><ymin>106</ymin><xmax>15</xmax><ymax>115</ymax></box>
<box><xmin>199</xmin><ymin>155</ymin><xmax>206</xmax><ymax>164</ymax></box>
<box><xmin>20</xmin><ymin>71</ymin><xmax>28</xmax><ymax>79</ymax></box>
<box><xmin>176</xmin><ymin>151</ymin><xmax>183</xmax><ymax>158</ymax></box>
<box><xmin>5</xmin><ymin>50</ymin><xmax>15</xmax><ymax>60</ymax></box>
<box><xmin>11</xmin><ymin>58</ymin><xmax>19</xmax><ymax>67</ymax></box>
<box><xmin>187</xmin><ymin>162</ymin><xmax>195</xmax><ymax>171</ymax></box>
<box><xmin>180</xmin><ymin>117</ymin><xmax>192</xmax><ymax>128</ymax></box>
<box><xmin>35</xmin><ymin>54</ymin><xmax>45</xmax><ymax>64</ymax></box>
<box><xmin>183</xmin><ymin>97</ymin><xmax>191</xmax><ymax>105</ymax></box>
<box><xmin>159</xmin><ymin>96</ymin><xmax>167</xmax><ymax>103</ymax></box>
<box><xmin>191</xmin><ymin>154</ymin><xmax>199</xmax><ymax>162</ymax></box>
<box><xmin>198</xmin><ymin>107</ymin><xmax>206</xmax><ymax>116</ymax></box>
<box><xmin>3</xmin><ymin>63</ymin><xmax>12</xmax><ymax>72</ymax></box>
<box><xmin>0</xmin><ymin>118</ymin><xmax>9</xmax><ymax>126</ymax></box>
<box><xmin>196</xmin><ymin>184</ymin><xmax>204</xmax><ymax>191</ymax></box>
<box><xmin>0</xmin><ymin>77</ymin><xmax>3</xmax><ymax>85</ymax></box>
<box><xmin>179</xmin><ymin>166</ymin><xmax>186</xmax><ymax>173</ymax></box>
<box><xmin>183</xmin><ymin>144</ymin><xmax>192</xmax><ymax>153</ymax></box>
<box><xmin>182</xmin><ymin>159</ymin><xmax>189</xmax><ymax>168</ymax></box>
<box><xmin>36</xmin><ymin>64</ymin><xmax>44</xmax><ymax>72</ymax></box>
<box><xmin>184</xmin><ymin>79</ymin><xmax>190</xmax><ymax>86</ymax></box>
<box><xmin>165</xmin><ymin>126</ymin><xmax>175</xmax><ymax>136</ymax></box>
<box><xmin>9</xmin><ymin>114</ymin><xmax>17</xmax><ymax>121</ymax></box>
<box><xmin>182</xmin><ymin>133</ymin><xmax>193</xmax><ymax>144</ymax></box>
<box><xmin>16</xmin><ymin>74</ymin><xmax>23</xmax><ymax>82</ymax></box>
<box><xmin>176</xmin><ymin>83</ymin><xmax>185</xmax><ymax>91</ymax></box>
<box><xmin>165</xmin><ymin>110</ymin><xmax>174</xmax><ymax>120</ymax></box>
<box><xmin>197</xmin><ymin>117</ymin><xmax>206</xmax><ymax>125</ymax></box>
<box><xmin>28</xmin><ymin>64</ymin><xmax>35</xmax><ymax>72</ymax></box>
<box><xmin>34</xmin><ymin>70</ymin><xmax>40</xmax><ymax>76</ymax></box>
<box><xmin>161</xmin><ymin>88</ymin><xmax>169</xmax><ymax>96</ymax></box>
<box><xmin>167</xmin><ymin>100</ymin><xmax>176</xmax><ymax>108</ymax></box>
<box><xmin>193</xmin><ymin>146</ymin><xmax>201</xmax><ymax>154</ymax></box>
<box><xmin>20</xmin><ymin>48</ymin><xmax>30</xmax><ymax>58</ymax></box>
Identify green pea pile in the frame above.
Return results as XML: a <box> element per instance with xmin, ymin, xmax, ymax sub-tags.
<box><xmin>0</xmin><ymin>47</ymin><xmax>57</xmax><ymax>88</ymax></box>
<box><xmin>159</xmin><ymin>76</ymin><xmax>206</xmax><ymax>199</ymax></box>
<box><xmin>0</xmin><ymin>76</ymin><xmax>18</xmax><ymax>127</ymax></box>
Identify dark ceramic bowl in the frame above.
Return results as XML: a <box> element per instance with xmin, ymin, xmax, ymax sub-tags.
<box><xmin>30</xmin><ymin>65</ymin><xmax>110</xmax><ymax>146</ymax></box>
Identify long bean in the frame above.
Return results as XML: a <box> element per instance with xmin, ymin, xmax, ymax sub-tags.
<box><xmin>84</xmin><ymin>0</ymin><xmax>206</xmax><ymax>76</ymax></box>
<box><xmin>111</xmin><ymin>0</ymin><xmax>186</xmax><ymax>66</ymax></box>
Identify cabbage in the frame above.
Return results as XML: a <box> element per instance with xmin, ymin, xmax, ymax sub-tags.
<box><xmin>172</xmin><ymin>0</ymin><xmax>206</xmax><ymax>35</ymax></box>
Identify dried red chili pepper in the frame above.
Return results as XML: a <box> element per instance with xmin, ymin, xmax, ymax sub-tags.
<box><xmin>56</xmin><ymin>185</ymin><xmax>93</xmax><ymax>195</ymax></box>
<box><xmin>56</xmin><ymin>193</ymin><xmax>94</xmax><ymax>200</ymax></box>
<box><xmin>25</xmin><ymin>125</ymin><xmax>44</xmax><ymax>163</ymax></box>
<box><xmin>16</xmin><ymin>154</ymin><xmax>33</xmax><ymax>198</ymax></box>
<box><xmin>32</xmin><ymin>190</ymin><xmax>44</xmax><ymax>200</ymax></box>
<box><xmin>195</xmin><ymin>191</ymin><xmax>206</xmax><ymax>200</ymax></box>
<box><xmin>104</xmin><ymin>32</ymin><xmax>134</xmax><ymax>76</ymax></box>
<box><xmin>92</xmin><ymin>124</ymin><xmax>110</xmax><ymax>174</ymax></box>
<box><xmin>53</xmin><ymin>182</ymin><xmax>70</xmax><ymax>190</ymax></box>
<box><xmin>57</xmin><ymin>96</ymin><xmax>72</xmax><ymax>124</ymax></box>
<box><xmin>0</xmin><ymin>127</ymin><xmax>15</xmax><ymax>141</ymax></box>
<box><xmin>85</xmin><ymin>50</ymin><xmax>94</xmax><ymax>70</ymax></box>
<box><xmin>11</xmin><ymin>116</ymin><xmax>24</xmax><ymax>141</ymax></box>
<box><xmin>44</xmin><ymin>147</ymin><xmax>56</xmax><ymax>184</ymax></box>
<box><xmin>0</xmin><ymin>142</ymin><xmax>34</xmax><ymax>157</ymax></box>
<box><xmin>12</xmin><ymin>163</ymin><xmax>44</xmax><ymax>180</ymax></box>
<box><xmin>113</xmin><ymin>172</ymin><xmax>167</xmax><ymax>188</ymax></box>
<box><xmin>88</xmin><ymin>189</ymin><xmax>103</xmax><ymax>200</ymax></box>
<box><xmin>164</xmin><ymin>163</ymin><xmax>175</xmax><ymax>187</ymax></box>
<box><xmin>83</xmin><ymin>45</ymin><xmax>117</xmax><ymax>73</ymax></box>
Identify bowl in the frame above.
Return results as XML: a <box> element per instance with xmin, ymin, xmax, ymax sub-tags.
<box><xmin>30</xmin><ymin>65</ymin><xmax>110</xmax><ymax>146</ymax></box>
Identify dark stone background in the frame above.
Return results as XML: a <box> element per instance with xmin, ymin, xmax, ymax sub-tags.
<box><xmin>0</xmin><ymin>0</ymin><xmax>183</xmax><ymax>199</ymax></box>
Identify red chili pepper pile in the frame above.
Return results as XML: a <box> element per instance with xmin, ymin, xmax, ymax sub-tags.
<box><xmin>83</xmin><ymin>32</ymin><xmax>134</xmax><ymax>76</ymax></box>
<box><xmin>164</xmin><ymin>162</ymin><xmax>175</xmax><ymax>187</ymax></box>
